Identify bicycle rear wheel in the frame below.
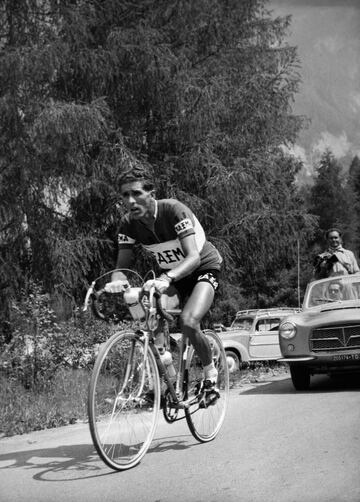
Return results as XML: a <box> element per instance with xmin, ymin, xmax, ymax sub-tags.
<box><xmin>185</xmin><ymin>329</ymin><xmax>229</xmax><ymax>442</ymax></box>
<box><xmin>88</xmin><ymin>330</ymin><xmax>161</xmax><ymax>471</ymax></box>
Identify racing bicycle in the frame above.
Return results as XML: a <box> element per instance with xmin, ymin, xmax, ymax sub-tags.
<box><xmin>83</xmin><ymin>269</ymin><xmax>229</xmax><ymax>471</ymax></box>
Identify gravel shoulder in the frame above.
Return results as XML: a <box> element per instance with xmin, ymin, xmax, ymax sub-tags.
<box><xmin>229</xmin><ymin>362</ymin><xmax>289</xmax><ymax>390</ymax></box>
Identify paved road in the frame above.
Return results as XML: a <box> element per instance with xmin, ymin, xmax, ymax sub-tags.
<box><xmin>1</xmin><ymin>373</ymin><xmax>360</xmax><ymax>502</ymax></box>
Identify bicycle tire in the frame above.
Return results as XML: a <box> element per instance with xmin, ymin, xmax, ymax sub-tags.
<box><xmin>185</xmin><ymin>329</ymin><xmax>229</xmax><ymax>442</ymax></box>
<box><xmin>88</xmin><ymin>330</ymin><xmax>161</xmax><ymax>471</ymax></box>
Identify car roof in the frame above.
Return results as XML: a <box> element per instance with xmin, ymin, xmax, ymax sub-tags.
<box><xmin>234</xmin><ymin>308</ymin><xmax>300</xmax><ymax>318</ymax></box>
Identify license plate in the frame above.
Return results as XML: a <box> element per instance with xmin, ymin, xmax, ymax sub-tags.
<box><xmin>332</xmin><ymin>353</ymin><xmax>360</xmax><ymax>362</ymax></box>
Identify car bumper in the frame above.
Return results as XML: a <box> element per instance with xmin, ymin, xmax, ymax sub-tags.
<box><xmin>278</xmin><ymin>353</ymin><xmax>360</xmax><ymax>373</ymax></box>
<box><xmin>278</xmin><ymin>356</ymin><xmax>315</xmax><ymax>362</ymax></box>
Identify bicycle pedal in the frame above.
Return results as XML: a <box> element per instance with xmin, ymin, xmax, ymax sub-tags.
<box><xmin>201</xmin><ymin>381</ymin><xmax>220</xmax><ymax>408</ymax></box>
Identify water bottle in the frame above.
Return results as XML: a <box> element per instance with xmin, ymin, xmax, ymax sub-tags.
<box><xmin>123</xmin><ymin>287</ymin><xmax>145</xmax><ymax>320</ymax></box>
<box><xmin>160</xmin><ymin>350</ymin><xmax>176</xmax><ymax>380</ymax></box>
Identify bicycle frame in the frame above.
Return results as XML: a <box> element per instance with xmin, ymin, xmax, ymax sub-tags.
<box><xmin>138</xmin><ymin>284</ymin><xmax>189</xmax><ymax>408</ymax></box>
<box><xmin>143</xmin><ymin>285</ymin><xmax>208</xmax><ymax>411</ymax></box>
<box><xmin>122</xmin><ymin>326</ymin><xmax>198</xmax><ymax>413</ymax></box>
<box><xmin>152</xmin><ymin>331</ymin><xmax>205</xmax><ymax>412</ymax></box>
<box><xmin>137</xmin><ymin>325</ymin><xmax>191</xmax><ymax>410</ymax></box>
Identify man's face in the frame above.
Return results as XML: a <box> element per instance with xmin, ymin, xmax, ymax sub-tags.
<box><xmin>328</xmin><ymin>284</ymin><xmax>342</xmax><ymax>299</ymax></box>
<box><xmin>120</xmin><ymin>181</ymin><xmax>154</xmax><ymax>219</ymax></box>
<box><xmin>327</xmin><ymin>231</ymin><xmax>341</xmax><ymax>248</ymax></box>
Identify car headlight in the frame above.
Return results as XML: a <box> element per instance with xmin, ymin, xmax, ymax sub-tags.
<box><xmin>279</xmin><ymin>321</ymin><xmax>297</xmax><ymax>339</ymax></box>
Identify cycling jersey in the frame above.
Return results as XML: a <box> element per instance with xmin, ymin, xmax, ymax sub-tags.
<box><xmin>117</xmin><ymin>198</ymin><xmax>222</xmax><ymax>273</ymax></box>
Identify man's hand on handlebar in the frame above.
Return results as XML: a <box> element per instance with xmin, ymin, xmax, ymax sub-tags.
<box><xmin>104</xmin><ymin>279</ymin><xmax>130</xmax><ymax>294</ymax></box>
<box><xmin>143</xmin><ymin>274</ymin><xmax>171</xmax><ymax>295</ymax></box>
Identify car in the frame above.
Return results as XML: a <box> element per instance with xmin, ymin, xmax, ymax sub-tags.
<box><xmin>216</xmin><ymin>307</ymin><xmax>300</xmax><ymax>373</ymax></box>
<box><xmin>278</xmin><ymin>274</ymin><xmax>360</xmax><ymax>390</ymax></box>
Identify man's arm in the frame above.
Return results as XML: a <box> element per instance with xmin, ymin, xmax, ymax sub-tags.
<box><xmin>111</xmin><ymin>248</ymin><xmax>135</xmax><ymax>281</ymax></box>
<box><xmin>166</xmin><ymin>233</ymin><xmax>200</xmax><ymax>282</ymax></box>
<box><xmin>349</xmin><ymin>251</ymin><xmax>360</xmax><ymax>274</ymax></box>
<box><xmin>104</xmin><ymin>248</ymin><xmax>135</xmax><ymax>293</ymax></box>
<box><xmin>334</xmin><ymin>249</ymin><xmax>359</xmax><ymax>274</ymax></box>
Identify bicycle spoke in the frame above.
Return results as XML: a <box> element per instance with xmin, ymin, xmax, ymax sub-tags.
<box><xmin>185</xmin><ymin>330</ymin><xmax>229</xmax><ymax>442</ymax></box>
<box><xmin>88</xmin><ymin>331</ymin><xmax>161</xmax><ymax>470</ymax></box>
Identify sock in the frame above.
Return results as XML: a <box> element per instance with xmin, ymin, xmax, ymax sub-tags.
<box><xmin>203</xmin><ymin>362</ymin><xmax>218</xmax><ymax>383</ymax></box>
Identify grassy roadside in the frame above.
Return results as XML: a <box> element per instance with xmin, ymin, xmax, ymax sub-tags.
<box><xmin>0</xmin><ymin>362</ymin><xmax>289</xmax><ymax>438</ymax></box>
<box><xmin>0</xmin><ymin>369</ymin><xmax>90</xmax><ymax>437</ymax></box>
<box><xmin>229</xmin><ymin>361</ymin><xmax>289</xmax><ymax>389</ymax></box>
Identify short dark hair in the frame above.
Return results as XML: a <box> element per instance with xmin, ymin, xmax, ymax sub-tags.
<box><xmin>118</xmin><ymin>165</ymin><xmax>154</xmax><ymax>191</ymax></box>
<box><xmin>329</xmin><ymin>281</ymin><xmax>342</xmax><ymax>292</ymax></box>
<box><xmin>325</xmin><ymin>227</ymin><xmax>342</xmax><ymax>239</ymax></box>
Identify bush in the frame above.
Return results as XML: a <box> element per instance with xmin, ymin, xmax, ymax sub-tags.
<box><xmin>0</xmin><ymin>281</ymin><xmax>135</xmax><ymax>436</ymax></box>
<box><xmin>0</xmin><ymin>281</ymin><xmax>128</xmax><ymax>390</ymax></box>
<box><xmin>0</xmin><ymin>368</ymin><xmax>90</xmax><ymax>436</ymax></box>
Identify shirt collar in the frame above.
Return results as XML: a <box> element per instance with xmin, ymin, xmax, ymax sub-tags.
<box><xmin>328</xmin><ymin>245</ymin><xmax>344</xmax><ymax>253</ymax></box>
<box><xmin>153</xmin><ymin>199</ymin><xmax>158</xmax><ymax>219</ymax></box>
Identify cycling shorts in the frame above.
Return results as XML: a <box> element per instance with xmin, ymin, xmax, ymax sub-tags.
<box><xmin>172</xmin><ymin>269</ymin><xmax>220</xmax><ymax>301</ymax></box>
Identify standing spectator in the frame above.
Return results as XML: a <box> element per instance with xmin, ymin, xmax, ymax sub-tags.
<box><xmin>313</xmin><ymin>228</ymin><xmax>360</xmax><ymax>279</ymax></box>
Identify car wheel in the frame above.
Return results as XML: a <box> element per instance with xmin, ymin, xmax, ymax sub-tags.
<box><xmin>290</xmin><ymin>365</ymin><xmax>310</xmax><ymax>391</ymax></box>
<box><xmin>225</xmin><ymin>350</ymin><xmax>241</xmax><ymax>373</ymax></box>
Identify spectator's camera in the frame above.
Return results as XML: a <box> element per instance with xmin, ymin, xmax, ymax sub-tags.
<box><xmin>327</xmin><ymin>254</ymin><xmax>339</xmax><ymax>264</ymax></box>
<box><xmin>313</xmin><ymin>253</ymin><xmax>338</xmax><ymax>279</ymax></box>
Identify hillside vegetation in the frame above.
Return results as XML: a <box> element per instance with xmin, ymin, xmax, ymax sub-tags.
<box><xmin>1</xmin><ymin>0</ymin><xmax>360</xmax><ymax>436</ymax></box>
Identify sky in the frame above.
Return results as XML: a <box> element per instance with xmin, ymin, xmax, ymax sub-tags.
<box><xmin>269</xmin><ymin>0</ymin><xmax>360</xmax><ymax>178</ymax></box>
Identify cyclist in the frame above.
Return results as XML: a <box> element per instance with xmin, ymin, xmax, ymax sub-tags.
<box><xmin>105</xmin><ymin>165</ymin><xmax>222</xmax><ymax>399</ymax></box>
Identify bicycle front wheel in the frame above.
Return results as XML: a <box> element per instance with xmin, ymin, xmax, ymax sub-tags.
<box><xmin>88</xmin><ymin>330</ymin><xmax>161</xmax><ymax>471</ymax></box>
<box><xmin>185</xmin><ymin>329</ymin><xmax>229</xmax><ymax>442</ymax></box>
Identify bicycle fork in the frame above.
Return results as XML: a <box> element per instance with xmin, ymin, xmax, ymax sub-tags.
<box><xmin>108</xmin><ymin>333</ymin><xmax>150</xmax><ymax>411</ymax></box>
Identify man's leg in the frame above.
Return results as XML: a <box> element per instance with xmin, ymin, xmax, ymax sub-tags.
<box><xmin>180</xmin><ymin>281</ymin><xmax>217</xmax><ymax>381</ymax></box>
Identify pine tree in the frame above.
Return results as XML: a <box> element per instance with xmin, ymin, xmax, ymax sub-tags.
<box><xmin>309</xmin><ymin>150</ymin><xmax>349</xmax><ymax>240</ymax></box>
<box><xmin>0</xmin><ymin>0</ymin><xmax>316</xmax><ymax>324</ymax></box>
<box><xmin>349</xmin><ymin>155</ymin><xmax>360</xmax><ymax>196</ymax></box>
<box><xmin>346</xmin><ymin>155</ymin><xmax>360</xmax><ymax>256</ymax></box>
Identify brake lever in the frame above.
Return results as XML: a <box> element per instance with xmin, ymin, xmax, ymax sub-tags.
<box><xmin>154</xmin><ymin>290</ymin><xmax>174</xmax><ymax>322</ymax></box>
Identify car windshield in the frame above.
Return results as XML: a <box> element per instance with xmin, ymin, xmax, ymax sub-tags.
<box><xmin>231</xmin><ymin>317</ymin><xmax>253</xmax><ymax>330</ymax></box>
<box><xmin>255</xmin><ymin>318</ymin><xmax>281</xmax><ymax>331</ymax></box>
<box><xmin>304</xmin><ymin>274</ymin><xmax>360</xmax><ymax>308</ymax></box>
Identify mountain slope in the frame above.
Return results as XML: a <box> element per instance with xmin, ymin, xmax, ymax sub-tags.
<box><xmin>270</xmin><ymin>0</ymin><xmax>360</xmax><ymax>172</ymax></box>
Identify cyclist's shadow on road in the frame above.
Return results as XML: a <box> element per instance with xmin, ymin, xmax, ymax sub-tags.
<box><xmin>0</xmin><ymin>443</ymin><xmax>113</xmax><ymax>481</ymax></box>
<box><xmin>0</xmin><ymin>434</ymin><xmax>195</xmax><ymax>481</ymax></box>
